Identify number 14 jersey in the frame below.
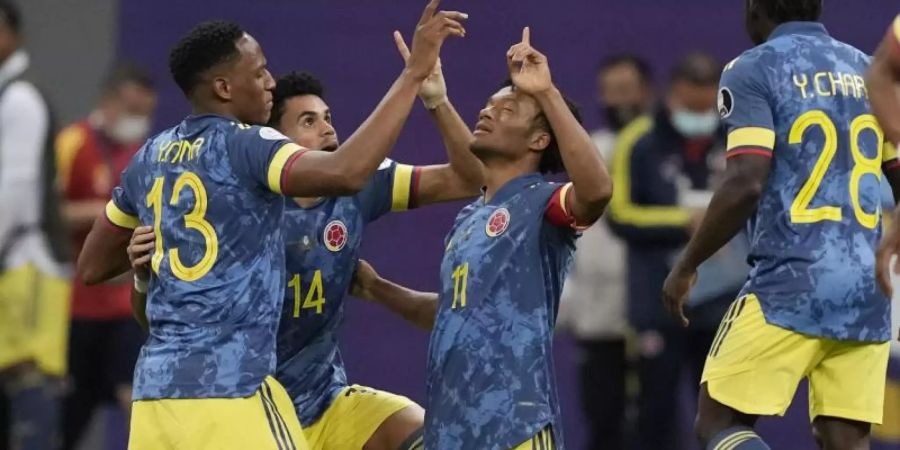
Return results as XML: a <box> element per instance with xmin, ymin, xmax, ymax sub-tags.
<box><xmin>719</xmin><ymin>22</ymin><xmax>897</xmax><ymax>342</ymax></box>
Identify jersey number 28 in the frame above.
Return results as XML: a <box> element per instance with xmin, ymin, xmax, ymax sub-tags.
<box><xmin>790</xmin><ymin>111</ymin><xmax>884</xmax><ymax>229</ymax></box>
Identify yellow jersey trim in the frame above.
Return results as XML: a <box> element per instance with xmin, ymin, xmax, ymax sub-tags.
<box><xmin>608</xmin><ymin>116</ymin><xmax>692</xmax><ymax>227</ymax></box>
<box><xmin>105</xmin><ymin>200</ymin><xmax>139</xmax><ymax>229</ymax></box>
<box><xmin>726</xmin><ymin>127</ymin><xmax>776</xmax><ymax>152</ymax></box>
<box><xmin>391</xmin><ymin>164</ymin><xmax>415</xmax><ymax>211</ymax></box>
<box><xmin>266</xmin><ymin>143</ymin><xmax>302</xmax><ymax>194</ymax></box>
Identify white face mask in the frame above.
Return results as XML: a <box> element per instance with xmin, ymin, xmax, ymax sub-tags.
<box><xmin>671</xmin><ymin>109</ymin><xmax>719</xmax><ymax>138</ymax></box>
<box><xmin>109</xmin><ymin>115</ymin><xmax>150</xmax><ymax>144</ymax></box>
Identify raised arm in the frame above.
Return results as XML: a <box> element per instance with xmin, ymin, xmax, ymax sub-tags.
<box><xmin>508</xmin><ymin>27</ymin><xmax>612</xmax><ymax>225</ymax></box>
<box><xmin>391</xmin><ymin>31</ymin><xmax>483</xmax><ymax>205</ymax></box>
<box><xmin>867</xmin><ymin>16</ymin><xmax>900</xmax><ymax>147</ymax></box>
<box><xmin>281</xmin><ymin>0</ymin><xmax>468</xmax><ymax>198</ymax></box>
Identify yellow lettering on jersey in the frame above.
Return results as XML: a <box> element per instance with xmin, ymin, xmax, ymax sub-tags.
<box><xmin>854</xmin><ymin>75</ymin><xmax>868</xmax><ymax>100</ymax></box>
<box><xmin>157</xmin><ymin>138</ymin><xmax>205</xmax><ymax>164</ymax></box>
<box><xmin>828</xmin><ymin>72</ymin><xmax>846</xmax><ymax>96</ymax></box>
<box><xmin>814</xmin><ymin>72</ymin><xmax>832</xmax><ymax>97</ymax></box>
<box><xmin>793</xmin><ymin>74</ymin><xmax>809</xmax><ymax>99</ymax></box>
<box><xmin>842</xmin><ymin>73</ymin><xmax>858</xmax><ymax>98</ymax></box>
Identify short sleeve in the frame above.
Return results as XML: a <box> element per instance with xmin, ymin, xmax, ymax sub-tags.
<box><xmin>227</xmin><ymin>125</ymin><xmax>306</xmax><ymax>194</ymax></box>
<box><xmin>718</xmin><ymin>55</ymin><xmax>776</xmax><ymax>159</ymax></box>
<box><xmin>356</xmin><ymin>158</ymin><xmax>421</xmax><ymax>223</ymax></box>
<box><xmin>105</xmin><ymin>181</ymin><xmax>139</xmax><ymax>230</ymax></box>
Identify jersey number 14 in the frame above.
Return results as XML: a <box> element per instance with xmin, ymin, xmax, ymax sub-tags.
<box><xmin>790</xmin><ymin>112</ymin><xmax>884</xmax><ymax>229</ymax></box>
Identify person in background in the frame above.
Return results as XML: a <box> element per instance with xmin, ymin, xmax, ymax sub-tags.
<box><xmin>56</xmin><ymin>64</ymin><xmax>157</xmax><ymax>450</ymax></box>
<box><xmin>0</xmin><ymin>1</ymin><xmax>71</xmax><ymax>449</ymax></box>
<box><xmin>557</xmin><ymin>54</ymin><xmax>653</xmax><ymax>450</ymax></box>
<box><xmin>608</xmin><ymin>52</ymin><xmax>737</xmax><ymax>450</ymax></box>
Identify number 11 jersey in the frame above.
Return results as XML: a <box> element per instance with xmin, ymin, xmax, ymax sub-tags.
<box><xmin>719</xmin><ymin>22</ymin><xmax>897</xmax><ymax>342</ymax></box>
<box><xmin>105</xmin><ymin>114</ymin><xmax>304</xmax><ymax>400</ymax></box>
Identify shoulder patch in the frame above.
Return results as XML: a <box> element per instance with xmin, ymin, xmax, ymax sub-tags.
<box><xmin>723</xmin><ymin>56</ymin><xmax>740</xmax><ymax>72</ymax></box>
<box><xmin>718</xmin><ymin>87</ymin><xmax>734</xmax><ymax>119</ymax></box>
<box><xmin>259</xmin><ymin>126</ymin><xmax>289</xmax><ymax>141</ymax></box>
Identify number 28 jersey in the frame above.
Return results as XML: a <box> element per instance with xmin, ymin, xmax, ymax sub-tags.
<box><xmin>719</xmin><ymin>22</ymin><xmax>897</xmax><ymax>342</ymax></box>
<box><xmin>106</xmin><ymin>114</ymin><xmax>304</xmax><ymax>400</ymax></box>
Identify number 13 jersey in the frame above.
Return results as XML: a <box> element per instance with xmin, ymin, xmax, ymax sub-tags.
<box><xmin>106</xmin><ymin>114</ymin><xmax>304</xmax><ymax>400</ymax></box>
<box><xmin>719</xmin><ymin>22</ymin><xmax>897</xmax><ymax>342</ymax></box>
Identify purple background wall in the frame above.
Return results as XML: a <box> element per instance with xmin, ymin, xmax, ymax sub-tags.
<box><xmin>118</xmin><ymin>1</ymin><xmax>898</xmax><ymax>448</ymax></box>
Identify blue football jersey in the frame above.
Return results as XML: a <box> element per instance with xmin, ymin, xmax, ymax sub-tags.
<box><xmin>106</xmin><ymin>114</ymin><xmax>304</xmax><ymax>399</ymax></box>
<box><xmin>274</xmin><ymin>160</ymin><xmax>418</xmax><ymax>426</ymax></box>
<box><xmin>719</xmin><ymin>22</ymin><xmax>897</xmax><ymax>342</ymax></box>
<box><xmin>425</xmin><ymin>173</ymin><xmax>576</xmax><ymax>450</ymax></box>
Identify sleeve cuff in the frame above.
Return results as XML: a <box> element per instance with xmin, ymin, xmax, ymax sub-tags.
<box><xmin>726</xmin><ymin>127</ymin><xmax>775</xmax><ymax>155</ymax></box>
<box><xmin>267</xmin><ymin>143</ymin><xmax>304</xmax><ymax>194</ymax></box>
<box><xmin>391</xmin><ymin>164</ymin><xmax>419</xmax><ymax>211</ymax></box>
<box><xmin>545</xmin><ymin>183</ymin><xmax>589</xmax><ymax>230</ymax></box>
<box><xmin>105</xmin><ymin>200</ymin><xmax>139</xmax><ymax>229</ymax></box>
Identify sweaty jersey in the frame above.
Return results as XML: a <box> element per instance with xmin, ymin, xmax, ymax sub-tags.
<box><xmin>275</xmin><ymin>160</ymin><xmax>419</xmax><ymax>426</ymax></box>
<box><xmin>425</xmin><ymin>173</ymin><xmax>577</xmax><ymax>450</ymax></box>
<box><xmin>719</xmin><ymin>22</ymin><xmax>897</xmax><ymax>342</ymax></box>
<box><xmin>106</xmin><ymin>114</ymin><xmax>305</xmax><ymax>399</ymax></box>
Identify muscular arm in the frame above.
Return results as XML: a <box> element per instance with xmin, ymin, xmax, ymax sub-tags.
<box><xmin>76</xmin><ymin>218</ymin><xmax>132</xmax><ymax>285</ymax></box>
<box><xmin>534</xmin><ymin>87</ymin><xmax>613</xmax><ymax>225</ymax></box>
<box><xmin>676</xmin><ymin>154</ymin><xmax>769</xmax><ymax>271</ymax></box>
<box><xmin>415</xmin><ymin>101</ymin><xmax>484</xmax><ymax>205</ymax></box>
<box><xmin>867</xmin><ymin>20</ymin><xmax>900</xmax><ymax>146</ymax></box>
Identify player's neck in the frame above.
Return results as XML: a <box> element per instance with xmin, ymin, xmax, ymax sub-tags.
<box><xmin>189</xmin><ymin>97</ymin><xmax>238</xmax><ymax>121</ymax></box>
<box><xmin>482</xmin><ymin>159</ymin><xmax>537</xmax><ymax>203</ymax></box>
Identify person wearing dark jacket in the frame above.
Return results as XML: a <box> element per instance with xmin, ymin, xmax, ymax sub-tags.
<box><xmin>608</xmin><ymin>52</ymin><xmax>742</xmax><ymax>450</ymax></box>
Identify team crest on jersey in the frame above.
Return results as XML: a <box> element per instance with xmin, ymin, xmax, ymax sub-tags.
<box><xmin>485</xmin><ymin>208</ymin><xmax>510</xmax><ymax>237</ymax></box>
<box><xmin>259</xmin><ymin>126</ymin><xmax>289</xmax><ymax>141</ymax></box>
<box><xmin>323</xmin><ymin>220</ymin><xmax>348</xmax><ymax>252</ymax></box>
<box><xmin>718</xmin><ymin>87</ymin><xmax>733</xmax><ymax>119</ymax></box>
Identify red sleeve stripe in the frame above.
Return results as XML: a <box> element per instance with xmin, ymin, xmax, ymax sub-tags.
<box><xmin>279</xmin><ymin>150</ymin><xmax>308</xmax><ymax>195</ymax></box>
<box><xmin>100</xmin><ymin>214</ymin><xmax>133</xmax><ymax>233</ymax></box>
<box><xmin>884</xmin><ymin>159</ymin><xmax>900</xmax><ymax>171</ymax></box>
<box><xmin>726</xmin><ymin>147</ymin><xmax>773</xmax><ymax>159</ymax></box>
<box><xmin>408</xmin><ymin>167</ymin><xmax>423</xmax><ymax>209</ymax></box>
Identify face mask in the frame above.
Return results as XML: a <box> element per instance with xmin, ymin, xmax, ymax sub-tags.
<box><xmin>109</xmin><ymin>115</ymin><xmax>150</xmax><ymax>144</ymax></box>
<box><xmin>671</xmin><ymin>109</ymin><xmax>719</xmax><ymax>138</ymax></box>
<box><xmin>603</xmin><ymin>104</ymin><xmax>643</xmax><ymax>131</ymax></box>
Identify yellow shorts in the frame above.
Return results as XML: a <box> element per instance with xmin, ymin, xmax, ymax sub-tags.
<box><xmin>702</xmin><ymin>294</ymin><xmax>889</xmax><ymax>424</ymax></box>
<box><xmin>0</xmin><ymin>264</ymin><xmax>70</xmax><ymax>376</ymax></box>
<box><xmin>129</xmin><ymin>376</ymin><xmax>309</xmax><ymax>450</ymax></box>
<box><xmin>303</xmin><ymin>384</ymin><xmax>419</xmax><ymax>450</ymax></box>
<box><xmin>511</xmin><ymin>426</ymin><xmax>555</xmax><ymax>450</ymax></box>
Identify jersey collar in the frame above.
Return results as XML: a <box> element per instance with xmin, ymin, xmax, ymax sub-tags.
<box><xmin>768</xmin><ymin>21</ymin><xmax>828</xmax><ymax>41</ymax></box>
<box><xmin>482</xmin><ymin>172</ymin><xmax>544</xmax><ymax>206</ymax></box>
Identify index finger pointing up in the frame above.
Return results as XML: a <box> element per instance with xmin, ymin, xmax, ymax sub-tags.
<box><xmin>522</xmin><ymin>26</ymin><xmax>530</xmax><ymax>45</ymax></box>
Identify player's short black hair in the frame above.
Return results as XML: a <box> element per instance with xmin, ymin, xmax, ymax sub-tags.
<box><xmin>0</xmin><ymin>1</ymin><xmax>21</xmax><ymax>34</ymax></box>
<box><xmin>501</xmin><ymin>80</ymin><xmax>583</xmax><ymax>174</ymax></box>
<box><xmin>669</xmin><ymin>52</ymin><xmax>721</xmax><ymax>86</ymax></box>
<box><xmin>754</xmin><ymin>0</ymin><xmax>823</xmax><ymax>23</ymax></box>
<box><xmin>598</xmin><ymin>54</ymin><xmax>653</xmax><ymax>86</ymax></box>
<box><xmin>268</xmin><ymin>71</ymin><xmax>325</xmax><ymax>126</ymax></box>
<box><xmin>102</xmin><ymin>63</ymin><xmax>155</xmax><ymax>94</ymax></box>
<box><xmin>168</xmin><ymin>21</ymin><xmax>244</xmax><ymax>96</ymax></box>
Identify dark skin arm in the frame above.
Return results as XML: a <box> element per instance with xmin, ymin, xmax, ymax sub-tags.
<box><xmin>662</xmin><ymin>154</ymin><xmax>771</xmax><ymax>326</ymax></box>
<box><xmin>867</xmin><ymin>24</ymin><xmax>900</xmax><ymax>147</ymax></box>
<box><xmin>76</xmin><ymin>219</ymin><xmax>133</xmax><ymax>285</ymax></box>
<box><xmin>350</xmin><ymin>260</ymin><xmax>437</xmax><ymax>330</ymax></box>
<box><xmin>281</xmin><ymin>0</ymin><xmax>468</xmax><ymax>198</ymax></box>
<box><xmin>508</xmin><ymin>28</ymin><xmax>612</xmax><ymax>225</ymax></box>
<box><xmin>127</xmin><ymin>225</ymin><xmax>154</xmax><ymax>332</ymax></box>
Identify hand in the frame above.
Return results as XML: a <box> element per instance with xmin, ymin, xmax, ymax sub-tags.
<box><xmin>350</xmin><ymin>259</ymin><xmax>381</xmax><ymax>301</ymax></box>
<box><xmin>405</xmin><ymin>0</ymin><xmax>467</xmax><ymax>81</ymax></box>
<box><xmin>661</xmin><ymin>262</ymin><xmax>696</xmax><ymax>327</ymax></box>
<box><xmin>506</xmin><ymin>27</ymin><xmax>553</xmax><ymax>95</ymax></box>
<box><xmin>876</xmin><ymin>221</ymin><xmax>900</xmax><ymax>298</ymax></box>
<box><xmin>128</xmin><ymin>225</ymin><xmax>155</xmax><ymax>283</ymax></box>
<box><xmin>393</xmin><ymin>30</ymin><xmax>447</xmax><ymax>109</ymax></box>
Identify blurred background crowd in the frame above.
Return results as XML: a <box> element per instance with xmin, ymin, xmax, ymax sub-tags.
<box><xmin>0</xmin><ymin>0</ymin><xmax>898</xmax><ymax>449</ymax></box>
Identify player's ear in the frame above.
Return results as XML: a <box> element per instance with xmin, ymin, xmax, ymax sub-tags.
<box><xmin>212</xmin><ymin>76</ymin><xmax>232</xmax><ymax>101</ymax></box>
<box><xmin>528</xmin><ymin>129</ymin><xmax>551</xmax><ymax>152</ymax></box>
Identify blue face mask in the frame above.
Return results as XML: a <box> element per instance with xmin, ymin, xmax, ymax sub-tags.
<box><xmin>671</xmin><ymin>109</ymin><xmax>719</xmax><ymax>137</ymax></box>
